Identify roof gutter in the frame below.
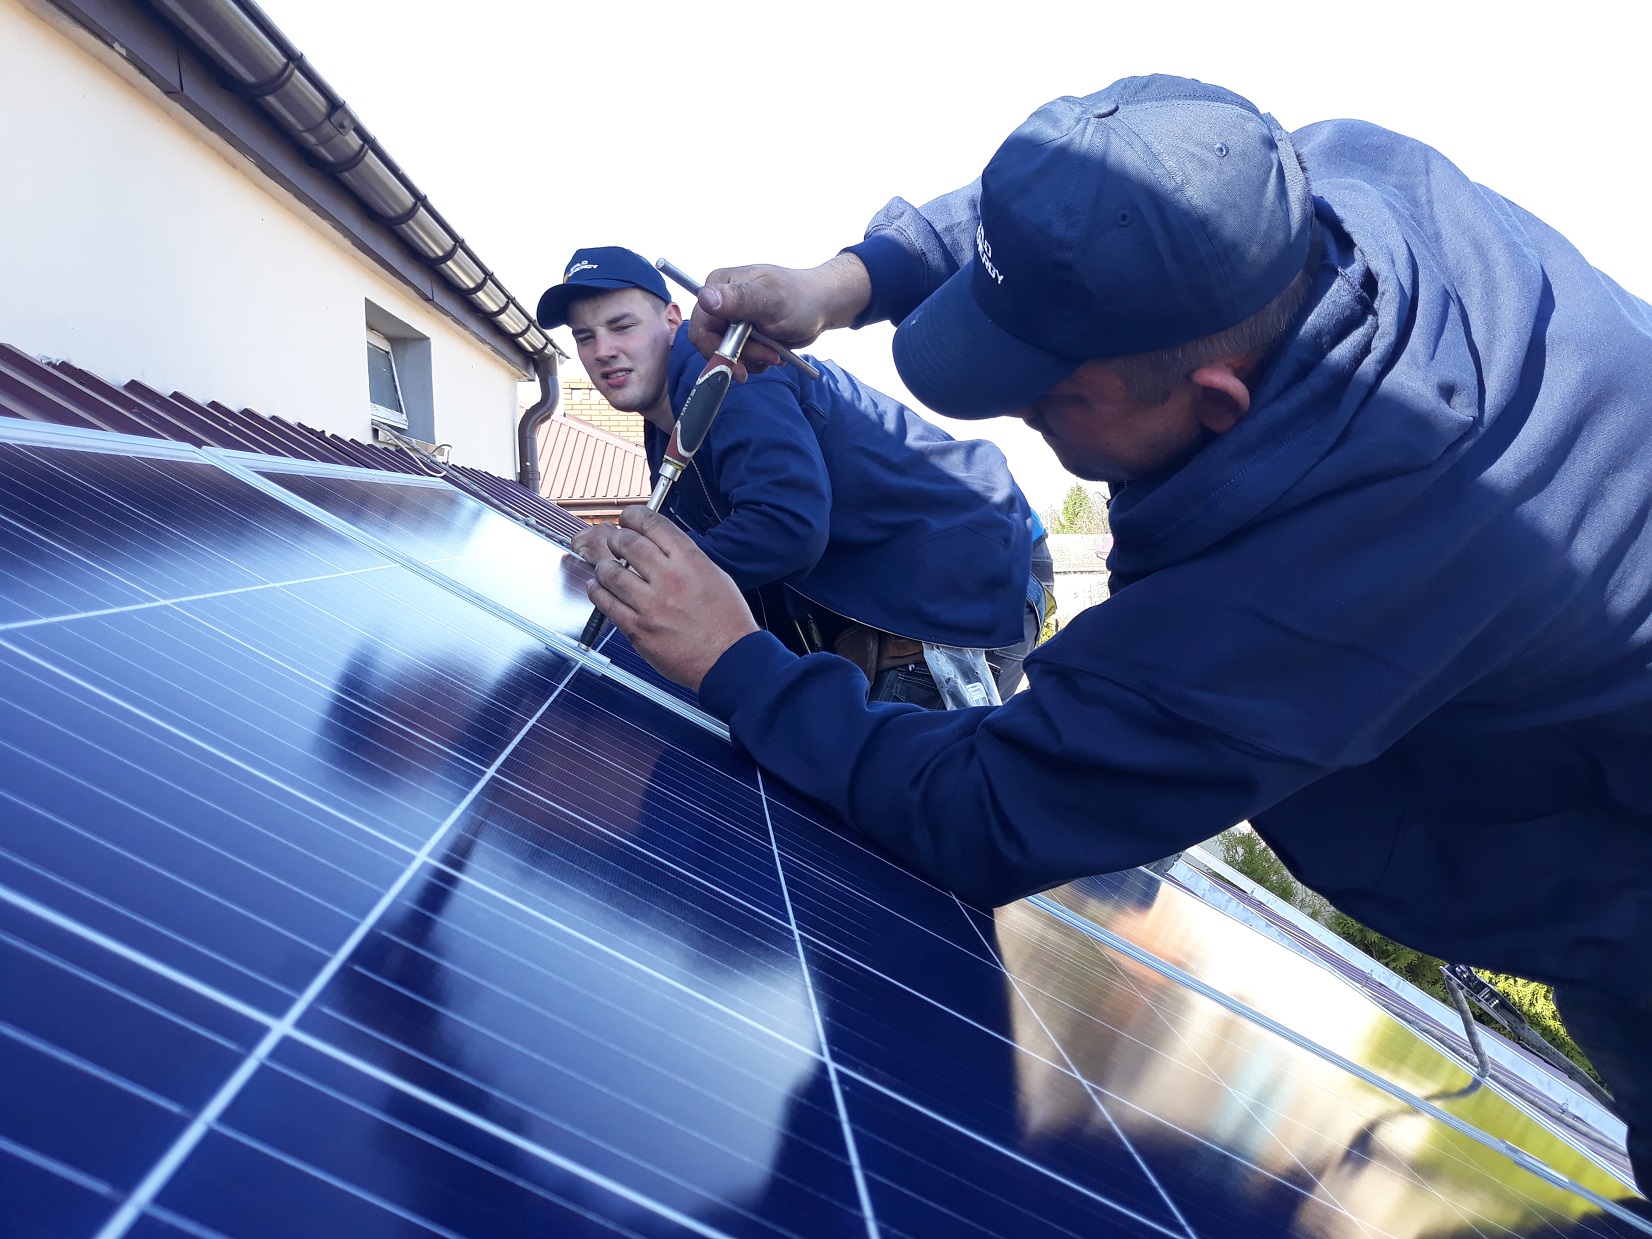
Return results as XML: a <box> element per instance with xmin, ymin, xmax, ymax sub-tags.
<box><xmin>144</xmin><ymin>0</ymin><xmax>561</xmax><ymax>368</ymax></box>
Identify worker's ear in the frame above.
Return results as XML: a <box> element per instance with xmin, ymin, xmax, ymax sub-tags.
<box><xmin>1189</xmin><ymin>361</ymin><xmax>1252</xmax><ymax>434</ymax></box>
<box><xmin>664</xmin><ymin>302</ymin><xmax>683</xmax><ymax>336</ymax></box>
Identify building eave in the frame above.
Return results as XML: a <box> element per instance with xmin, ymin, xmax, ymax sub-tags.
<box><xmin>42</xmin><ymin>0</ymin><xmax>561</xmax><ymax>377</ymax></box>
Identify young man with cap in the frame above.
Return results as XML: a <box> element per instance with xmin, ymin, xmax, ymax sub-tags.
<box><xmin>578</xmin><ymin>76</ymin><xmax>1652</xmax><ymax>1190</ymax></box>
<box><xmin>536</xmin><ymin>246</ymin><xmax>1042</xmax><ymax>707</ymax></box>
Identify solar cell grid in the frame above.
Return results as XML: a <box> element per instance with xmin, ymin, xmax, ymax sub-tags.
<box><xmin>0</xmin><ymin>517</ymin><xmax>160</xmax><ymax>626</ymax></box>
<box><xmin>0</xmin><ymin>437</ymin><xmax>382</xmax><ymax>623</ymax></box>
<box><xmin>1035</xmin><ymin>875</ymin><xmax>1637</xmax><ymax>1180</ymax></box>
<box><xmin>1162</xmin><ymin>856</ymin><xmax>1632</xmax><ymax>1161</ymax></box>
<box><xmin>1</xmin><ymin>343</ymin><xmax>585</xmax><ymax>549</ymax></box>
<box><xmin>2</xmin><ymin>419</ymin><xmax>1647</xmax><ymax>1239</ymax></box>
<box><xmin>998</xmin><ymin>903</ymin><xmax>1549</xmax><ymax>1234</ymax></box>
<box><xmin>494</xmin><ymin>681</ymin><xmax>789</xmax><ymax>924</ymax></box>
<box><xmin>218</xmin><ymin>452</ymin><xmax>724</xmax><ymax>734</ymax></box>
<box><xmin>244</xmin><ymin>461</ymin><xmax>598</xmax><ymax>642</ymax></box>
<box><xmin>758</xmin><ymin>789</ymin><xmax>1649</xmax><ymax>1236</ymax></box>
<box><xmin>598</xmin><ymin>626</ymin><xmax>703</xmax><ymax>707</ymax></box>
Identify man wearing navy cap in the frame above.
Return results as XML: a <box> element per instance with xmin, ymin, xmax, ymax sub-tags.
<box><xmin>577</xmin><ymin>76</ymin><xmax>1652</xmax><ymax>1190</ymax></box>
<box><xmin>537</xmin><ymin>246</ymin><xmax>1044</xmax><ymax>706</ymax></box>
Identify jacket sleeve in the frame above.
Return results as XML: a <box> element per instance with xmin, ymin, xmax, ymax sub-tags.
<box><xmin>844</xmin><ymin>180</ymin><xmax>982</xmax><ymax>327</ymax></box>
<box><xmin>697</xmin><ymin>431</ymin><xmax>1548</xmax><ymax>909</ymax></box>
<box><xmin>698</xmin><ymin>600</ymin><xmax>1329</xmax><ymax>909</ymax></box>
<box><xmin>682</xmin><ymin>371</ymin><xmax>832</xmax><ymax>592</ymax></box>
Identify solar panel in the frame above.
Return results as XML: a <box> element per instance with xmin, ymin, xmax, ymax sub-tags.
<box><xmin>212</xmin><ymin>451</ymin><xmax>720</xmax><ymax>735</ymax></box>
<box><xmin>2</xmin><ymin>416</ymin><xmax>1647</xmax><ymax>1238</ymax></box>
<box><xmin>593</xmin><ymin>626</ymin><xmax>705</xmax><ymax>708</ymax></box>
<box><xmin>230</xmin><ymin>458</ymin><xmax>598</xmax><ymax>641</ymax></box>
<box><xmin>0</xmin><ymin>344</ymin><xmax>589</xmax><ymax>551</ymax></box>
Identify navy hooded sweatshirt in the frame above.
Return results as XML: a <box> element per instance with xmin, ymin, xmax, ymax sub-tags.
<box><xmin>646</xmin><ymin>330</ymin><xmax>1033</xmax><ymax>648</ymax></box>
<box><xmin>697</xmin><ymin>120</ymin><xmax>1652</xmax><ymax>1003</ymax></box>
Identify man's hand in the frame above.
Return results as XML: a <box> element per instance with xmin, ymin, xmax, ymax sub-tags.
<box><xmin>689</xmin><ymin>253</ymin><xmax>872</xmax><ymax>372</ymax></box>
<box><xmin>568</xmin><ymin>522</ymin><xmax>611</xmax><ymax>564</ymax></box>
<box><xmin>575</xmin><ymin>507</ymin><xmax>758</xmax><ymax>692</ymax></box>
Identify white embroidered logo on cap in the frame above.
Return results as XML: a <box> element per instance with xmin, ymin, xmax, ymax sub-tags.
<box><xmin>566</xmin><ymin>260</ymin><xmax>599</xmax><ymax>278</ymax></box>
<box><xmin>976</xmin><ymin>224</ymin><xmax>1004</xmax><ymax>285</ymax></box>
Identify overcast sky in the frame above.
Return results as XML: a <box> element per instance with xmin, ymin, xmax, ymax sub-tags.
<box><xmin>258</xmin><ymin>0</ymin><xmax>1650</xmax><ymax>512</ymax></box>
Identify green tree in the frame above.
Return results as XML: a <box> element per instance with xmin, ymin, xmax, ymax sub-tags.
<box><xmin>1043</xmin><ymin>484</ymin><xmax>1110</xmax><ymax>536</ymax></box>
<box><xmin>1473</xmin><ymin>970</ymin><xmax>1600</xmax><ymax>1081</ymax></box>
<box><xmin>1214</xmin><ymin>826</ymin><xmax>1301</xmax><ymax>905</ymax></box>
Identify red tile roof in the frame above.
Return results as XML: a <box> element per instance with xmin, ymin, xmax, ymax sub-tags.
<box><xmin>537</xmin><ymin>413</ymin><xmax>651</xmax><ymax>519</ymax></box>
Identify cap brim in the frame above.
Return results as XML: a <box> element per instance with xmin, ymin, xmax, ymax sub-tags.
<box><xmin>535</xmin><ymin>277</ymin><xmax>646</xmax><ymax>329</ymax></box>
<box><xmin>893</xmin><ymin>266</ymin><xmax>1080</xmax><ymax>418</ymax></box>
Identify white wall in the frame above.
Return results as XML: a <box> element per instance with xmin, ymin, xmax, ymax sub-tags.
<box><xmin>1046</xmin><ymin>534</ymin><xmax>1112</xmax><ymax>632</ymax></box>
<box><xmin>0</xmin><ymin>0</ymin><xmax>523</xmax><ymax>475</ymax></box>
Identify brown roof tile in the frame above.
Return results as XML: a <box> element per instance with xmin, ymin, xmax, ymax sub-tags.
<box><xmin>537</xmin><ymin>412</ymin><xmax>651</xmax><ymax>515</ymax></box>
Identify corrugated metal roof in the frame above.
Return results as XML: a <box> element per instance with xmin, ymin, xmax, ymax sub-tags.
<box><xmin>0</xmin><ymin>342</ymin><xmax>587</xmax><ymax>543</ymax></box>
<box><xmin>537</xmin><ymin>413</ymin><xmax>651</xmax><ymax>515</ymax></box>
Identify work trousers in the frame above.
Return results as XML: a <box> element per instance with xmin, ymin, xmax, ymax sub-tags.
<box><xmin>869</xmin><ymin>660</ymin><xmax>945</xmax><ymax>710</ymax></box>
<box><xmin>868</xmin><ymin>626</ymin><xmax>1044</xmax><ymax>712</ymax></box>
<box><xmin>1554</xmin><ymin>986</ymin><xmax>1652</xmax><ymax>1197</ymax></box>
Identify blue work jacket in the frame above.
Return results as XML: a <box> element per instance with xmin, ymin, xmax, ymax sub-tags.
<box><xmin>699</xmin><ymin>119</ymin><xmax>1652</xmax><ymax>1002</ymax></box>
<box><xmin>645</xmin><ymin>330</ymin><xmax>1032</xmax><ymax>648</ymax></box>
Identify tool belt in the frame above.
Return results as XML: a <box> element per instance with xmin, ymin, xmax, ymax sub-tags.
<box><xmin>831</xmin><ymin>625</ymin><xmax>926</xmax><ymax>685</ymax></box>
<box><xmin>752</xmin><ymin>584</ymin><xmax>1000</xmax><ymax>708</ymax></box>
<box><xmin>747</xmin><ymin>584</ymin><xmax>924</xmax><ymax>684</ymax></box>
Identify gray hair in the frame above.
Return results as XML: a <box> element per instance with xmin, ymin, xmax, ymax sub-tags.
<box><xmin>1111</xmin><ymin>239</ymin><xmax>1320</xmax><ymax>406</ymax></box>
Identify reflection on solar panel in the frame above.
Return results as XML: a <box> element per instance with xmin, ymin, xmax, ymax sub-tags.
<box><xmin>3</xmin><ymin>414</ymin><xmax>1649</xmax><ymax>1238</ymax></box>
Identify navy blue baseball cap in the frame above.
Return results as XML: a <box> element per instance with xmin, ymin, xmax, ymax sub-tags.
<box><xmin>535</xmin><ymin>246</ymin><xmax>671</xmax><ymax>328</ymax></box>
<box><xmin>894</xmin><ymin>75</ymin><xmax>1313</xmax><ymax>418</ymax></box>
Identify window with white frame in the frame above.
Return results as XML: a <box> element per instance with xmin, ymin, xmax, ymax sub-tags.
<box><xmin>366</xmin><ymin>328</ymin><xmax>407</xmax><ymax>429</ymax></box>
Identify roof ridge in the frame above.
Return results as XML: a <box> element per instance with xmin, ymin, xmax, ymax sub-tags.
<box><xmin>553</xmin><ymin>410</ymin><xmax>649</xmax><ymax>456</ymax></box>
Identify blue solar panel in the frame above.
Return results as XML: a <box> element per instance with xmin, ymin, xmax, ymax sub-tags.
<box><xmin>595</xmin><ymin>625</ymin><xmax>704</xmax><ymax>707</ymax></box>
<box><xmin>0</xmin><ymin>438</ymin><xmax>381</xmax><ymax>619</ymax></box>
<box><xmin>221</xmin><ymin>452</ymin><xmax>719</xmax><ymax>732</ymax></box>
<box><xmin>234</xmin><ymin>459</ymin><xmax>599</xmax><ymax>643</ymax></box>
<box><xmin>2</xmin><ymin>419</ymin><xmax>1647</xmax><ymax>1238</ymax></box>
<box><xmin>225</xmin><ymin>454</ymin><xmax>738</xmax><ymax>711</ymax></box>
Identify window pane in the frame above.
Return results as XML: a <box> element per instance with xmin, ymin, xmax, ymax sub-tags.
<box><xmin>366</xmin><ymin>341</ymin><xmax>402</xmax><ymax>412</ymax></box>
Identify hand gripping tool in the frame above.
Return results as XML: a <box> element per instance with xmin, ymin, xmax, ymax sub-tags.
<box><xmin>576</xmin><ymin>258</ymin><xmax>816</xmax><ymax>649</ymax></box>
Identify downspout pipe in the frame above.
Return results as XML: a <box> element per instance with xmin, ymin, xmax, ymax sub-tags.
<box><xmin>518</xmin><ymin>353</ymin><xmax>559</xmax><ymax>493</ymax></box>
